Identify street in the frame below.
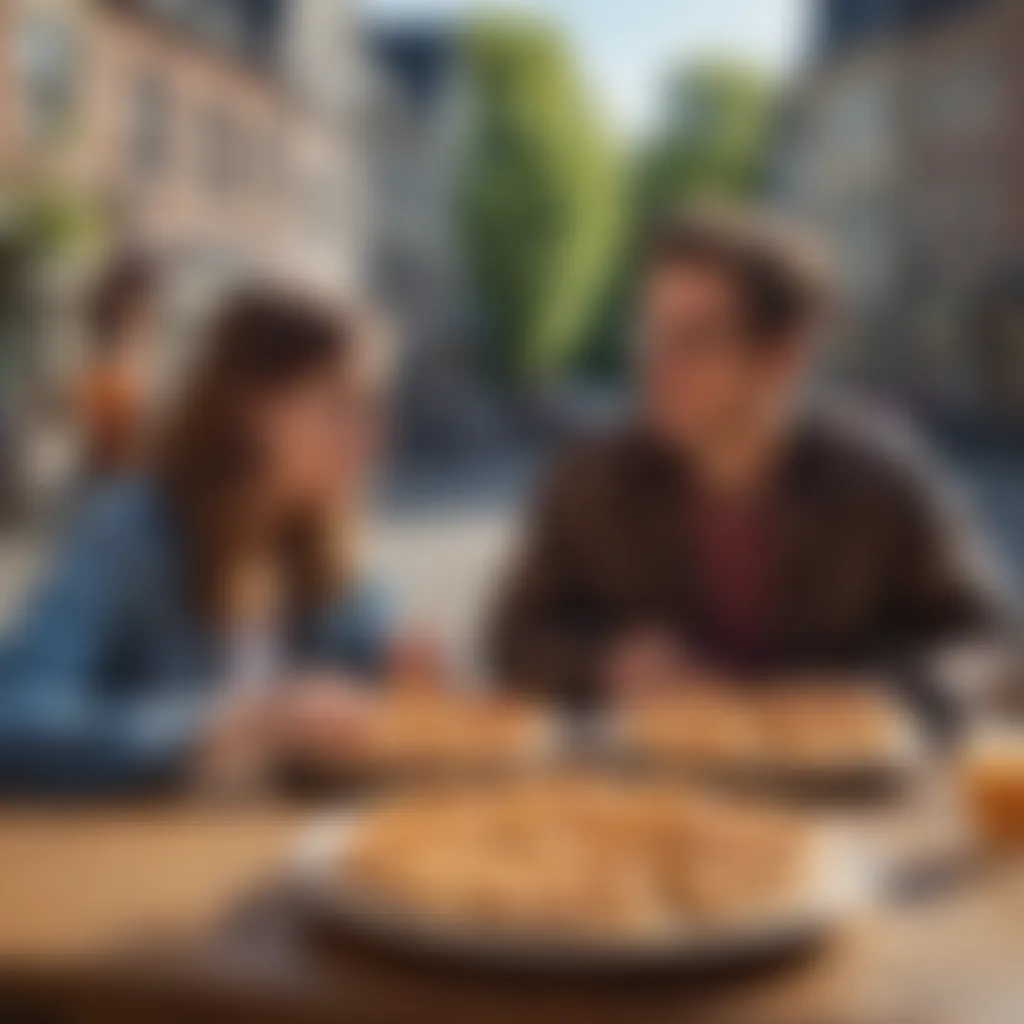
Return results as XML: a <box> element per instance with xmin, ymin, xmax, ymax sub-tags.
<box><xmin>1</xmin><ymin>443</ymin><xmax>1022</xmax><ymax>662</ymax></box>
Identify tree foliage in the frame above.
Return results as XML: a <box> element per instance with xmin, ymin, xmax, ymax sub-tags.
<box><xmin>579</xmin><ymin>58</ymin><xmax>778</xmax><ymax>379</ymax></box>
<box><xmin>459</xmin><ymin>15</ymin><xmax>622</xmax><ymax>387</ymax></box>
<box><xmin>0</xmin><ymin>182</ymin><xmax>102</xmax><ymax>388</ymax></box>
<box><xmin>638</xmin><ymin>58</ymin><xmax>776</xmax><ymax>220</ymax></box>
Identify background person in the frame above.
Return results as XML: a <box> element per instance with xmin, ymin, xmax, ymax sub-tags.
<box><xmin>0</xmin><ymin>287</ymin><xmax>414</xmax><ymax>795</ymax></box>
<box><xmin>74</xmin><ymin>251</ymin><xmax>161</xmax><ymax>482</ymax></box>
<box><xmin>490</xmin><ymin>209</ymin><xmax>1014</xmax><ymax>727</ymax></box>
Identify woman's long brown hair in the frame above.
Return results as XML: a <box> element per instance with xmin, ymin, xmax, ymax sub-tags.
<box><xmin>156</xmin><ymin>287</ymin><xmax>356</xmax><ymax>627</ymax></box>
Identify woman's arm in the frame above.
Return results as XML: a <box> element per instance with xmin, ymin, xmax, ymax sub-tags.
<box><xmin>305</xmin><ymin>577</ymin><xmax>401</xmax><ymax>681</ymax></box>
<box><xmin>0</xmin><ymin>491</ymin><xmax>205</xmax><ymax>796</ymax></box>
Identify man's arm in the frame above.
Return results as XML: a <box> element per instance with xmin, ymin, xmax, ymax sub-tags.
<box><xmin>878</xmin><ymin>450</ymin><xmax>1020</xmax><ymax>730</ymax></box>
<box><xmin>487</xmin><ymin>455</ymin><xmax>611</xmax><ymax>702</ymax></box>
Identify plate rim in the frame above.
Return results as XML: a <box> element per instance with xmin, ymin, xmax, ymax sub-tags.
<box><xmin>290</xmin><ymin>808</ymin><xmax>860</xmax><ymax>972</ymax></box>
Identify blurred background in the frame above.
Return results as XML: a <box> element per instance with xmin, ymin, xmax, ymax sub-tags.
<box><xmin>1</xmin><ymin>0</ymin><xmax>1022</xmax><ymax>658</ymax></box>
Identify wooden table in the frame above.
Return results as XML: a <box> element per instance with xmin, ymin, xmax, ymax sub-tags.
<box><xmin>1</xmin><ymin>795</ymin><xmax>1022</xmax><ymax>1024</ymax></box>
<box><xmin>0</xmin><ymin>805</ymin><xmax>307</xmax><ymax>960</ymax></box>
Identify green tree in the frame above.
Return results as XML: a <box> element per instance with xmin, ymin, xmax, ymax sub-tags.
<box><xmin>639</xmin><ymin>58</ymin><xmax>776</xmax><ymax>219</ymax></box>
<box><xmin>459</xmin><ymin>15</ymin><xmax>622</xmax><ymax>387</ymax></box>
<box><xmin>0</xmin><ymin>181</ymin><xmax>102</xmax><ymax>388</ymax></box>
<box><xmin>579</xmin><ymin>57</ymin><xmax>778</xmax><ymax>379</ymax></box>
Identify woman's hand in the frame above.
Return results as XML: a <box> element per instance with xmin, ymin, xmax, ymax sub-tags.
<box><xmin>386</xmin><ymin>629</ymin><xmax>452</xmax><ymax>695</ymax></box>
<box><xmin>196</xmin><ymin>678</ymin><xmax>377</xmax><ymax>786</ymax></box>
<box><xmin>196</xmin><ymin>694</ymin><xmax>278</xmax><ymax>792</ymax></box>
<box><xmin>268</xmin><ymin>677</ymin><xmax>375</xmax><ymax>766</ymax></box>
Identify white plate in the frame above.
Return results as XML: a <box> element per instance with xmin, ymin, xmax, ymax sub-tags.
<box><xmin>291</xmin><ymin>811</ymin><xmax>862</xmax><ymax>973</ymax></box>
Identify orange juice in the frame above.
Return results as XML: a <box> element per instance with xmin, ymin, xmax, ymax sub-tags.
<box><xmin>960</xmin><ymin>734</ymin><xmax>1024</xmax><ymax>846</ymax></box>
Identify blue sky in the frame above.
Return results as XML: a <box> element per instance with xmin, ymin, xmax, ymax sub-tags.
<box><xmin>367</xmin><ymin>0</ymin><xmax>809</xmax><ymax>135</ymax></box>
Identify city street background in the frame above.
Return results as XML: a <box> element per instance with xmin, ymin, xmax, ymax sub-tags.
<box><xmin>2</xmin><ymin>0</ymin><xmax>1024</xmax><ymax>656</ymax></box>
<box><xmin>3</xmin><ymin>440</ymin><xmax>1023</xmax><ymax>670</ymax></box>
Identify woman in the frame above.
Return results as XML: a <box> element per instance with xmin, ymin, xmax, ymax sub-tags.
<box><xmin>0</xmin><ymin>287</ymin><xmax>408</xmax><ymax>795</ymax></box>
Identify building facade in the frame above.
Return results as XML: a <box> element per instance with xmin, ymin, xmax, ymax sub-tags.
<box><xmin>0</xmin><ymin>0</ymin><xmax>362</xmax><ymax>297</ymax></box>
<box><xmin>779</xmin><ymin>0</ymin><xmax>1024</xmax><ymax>423</ymax></box>
<box><xmin>0</xmin><ymin>0</ymin><xmax>365</xmax><ymax>510</ymax></box>
<box><xmin>366</xmin><ymin>25</ymin><xmax>481</xmax><ymax>457</ymax></box>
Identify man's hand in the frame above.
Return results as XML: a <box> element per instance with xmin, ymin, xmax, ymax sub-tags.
<box><xmin>602</xmin><ymin>630</ymin><xmax>688</xmax><ymax>699</ymax></box>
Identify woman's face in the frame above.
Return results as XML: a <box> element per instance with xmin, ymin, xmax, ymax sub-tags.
<box><xmin>253</xmin><ymin>359</ymin><xmax>384</xmax><ymax>513</ymax></box>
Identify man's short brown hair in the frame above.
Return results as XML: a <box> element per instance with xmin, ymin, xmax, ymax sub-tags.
<box><xmin>641</xmin><ymin>208</ymin><xmax>832</xmax><ymax>346</ymax></box>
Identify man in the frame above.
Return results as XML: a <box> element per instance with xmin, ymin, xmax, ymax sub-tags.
<box><xmin>490</xmin><ymin>210</ymin><xmax>1012</xmax><ymax>726</ymax></box>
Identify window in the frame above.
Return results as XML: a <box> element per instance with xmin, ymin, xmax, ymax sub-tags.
<box><xmin>924</xmin><ymin>62</ymin><xmax>1002</xmax><ymax>139</ymax></box>
<box><xmin>144</xmin><ymin>0</ymin><xmax>193</xmax><ymax>18</ymax></box>
<box><xmin>199</xmin><ymin>106</ymin><xmax>239</xmax><ymax>194</ymax></box>
<box><xmin>16</xmin><ymin>13</ymin><xmax>78</xmax><ymax>145</ymax></box>
<box><xmin>831</xmin><ymin>77</ymin><xmax>887</xmax><ymax>152</ymax></box>
<box><xmin>252</xmin><ymin>127</ymin><xmax>288</xmax><ymax>200</ymax></box>
<box><xmin>129</xmin><ymin>72</ymin><xmax>173</xmax><ymax>183</ymax></box>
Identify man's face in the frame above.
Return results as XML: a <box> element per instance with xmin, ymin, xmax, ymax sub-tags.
<box><xmin>637</xmin><ymin>264</ymin><xmax>804</xmax><ymax>448</ymax></box>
